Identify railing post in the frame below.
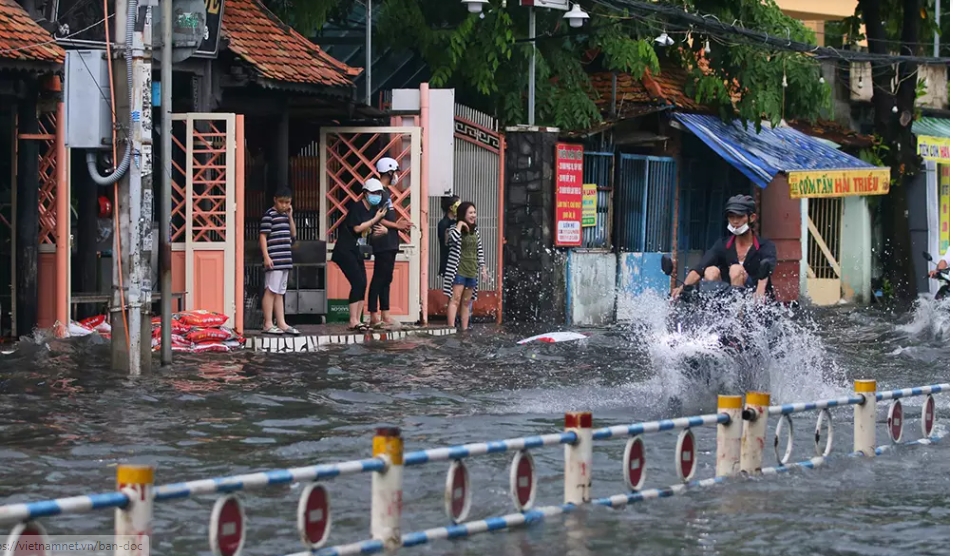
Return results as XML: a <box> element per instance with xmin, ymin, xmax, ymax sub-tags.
<box><xmin>740</xmin><ymin>391</ymin><xmax>770</xmax><ymax>474</ymax></box>
<box><xmin>716</xmin><ymin>395</ymin><xmax>743</xmax><ymax>477</ymax></box>
<box><xmin>371</xmin><ymin>427</ymin><xmax>404</xmax><ymax>550</ymax></box>
<box><xmin>115</xmin><ymin>464</ymin><xmax>153</xmax><ymax>556</ymax></box>
<box><xmin>853</xmin><ymin>379</ymin><xmax>877</xmax><ymax>456</ymax></box>
<box><xmin>563</xmin><ymin>411</ymin><xmax>593</xmax><ymax>505</ymax></box>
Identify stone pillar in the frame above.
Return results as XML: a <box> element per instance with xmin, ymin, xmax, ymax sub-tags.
<box><xmin>502</xmin><ymin>127</ymin><xmax>565</xmax><ymax>323</ymax></box>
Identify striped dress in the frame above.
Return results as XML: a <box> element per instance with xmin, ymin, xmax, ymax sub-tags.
<box><xmin>442</xmin><ymin>227</ymin><xmax>485</xmax><ymax>301</ymax></box>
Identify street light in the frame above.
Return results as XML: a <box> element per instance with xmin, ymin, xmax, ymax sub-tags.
<box><xmin>462</xmin><ymin>0</ymin><xmax>489</xmax><ymax>14</ymax></box>
<box><xmin>564</xmin><ymin>4</ymin><xmax>589</xmax><ymax>28</ymax></box>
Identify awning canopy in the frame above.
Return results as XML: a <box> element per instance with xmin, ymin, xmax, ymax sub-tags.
<box><xmin>913</xmin><ymin>117</ymin><xmax>950</xmax><ymax>164</ymax></box>
<box><xmin>673</xmin><ymin>113</ymin><xmax>882</xmax><ymax>189</ymax></box>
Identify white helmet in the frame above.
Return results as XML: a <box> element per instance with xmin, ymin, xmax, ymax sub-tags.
<box><xmin>376</xmin><ymin>157</ymin><xmax>399</xmax><ymax>174</ymax></box>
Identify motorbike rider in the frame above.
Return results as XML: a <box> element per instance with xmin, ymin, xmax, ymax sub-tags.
<box><xmin>671</xmin><ymin>195</ymin><xmax>778</xmax><ymax>301</ymax></box>
<box><xmin>928</xmin><ymin>249</ymin><xmax>949</xmax><ymax>278</ymax></box>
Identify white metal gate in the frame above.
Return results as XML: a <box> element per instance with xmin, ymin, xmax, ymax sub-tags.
<box><xmin>805</xmin><ymin>197</ymin><xmax>845</xmax><ymax>305</ymax></box>
<box><xmin>319</xmin><ymin>127</ymin><xmax>422</xmax><ymax>321</ymax></box>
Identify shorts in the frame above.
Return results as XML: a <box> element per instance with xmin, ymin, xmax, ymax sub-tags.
<box><xmin>452</xmin><ymin>275</ymin><xmax>478</xmax><ymax>289</ymax></box>
<box><xmin>265</xmin><ymin>269</ymin><xmax>290</xmax><ymax>295</ymax></box>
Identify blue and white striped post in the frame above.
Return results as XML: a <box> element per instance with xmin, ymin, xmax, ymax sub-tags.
<box><xmin>854</xmin><ymin>380</ymin><xmax>877</xmax><ymax>456</ymax></box>
<box><xmin>563</xmin><ymin>412</ymin><xmax>592</xmax><ymax>505</ymax></box>
<box><xmin>371</xmin><ymin>427</ymin><xmax>403</xmax><ymax>550</ymax></box>
<box><xmin>115</xmin><ymin>464</ymin><xmax>153</xmax><ymax>556</ymax></box>
<box><xmin>715</xmin><ymin>395</ymin><xmax>743</xmax><ymax>477</ymax></box>
<box><xmin>740</xmin><ymin>392</ymin><xmax>770</xmax><ymax>474</ymax></box>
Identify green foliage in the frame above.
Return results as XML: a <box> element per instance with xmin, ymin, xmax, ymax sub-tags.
<box><xmin>827</xmin><ymin>0</ymin><xmax>949</xmax><ymax>54</ymax></box>
<box><xmin>269</xmin><ymin>0</ymin><xmax>832</xmax><ymax>131</ymax></box>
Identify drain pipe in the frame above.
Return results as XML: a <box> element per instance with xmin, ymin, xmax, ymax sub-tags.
<box><xmin>85</xmin><ymin>0</ymin><xmax>136</xmax><ymax>185</ymax></box>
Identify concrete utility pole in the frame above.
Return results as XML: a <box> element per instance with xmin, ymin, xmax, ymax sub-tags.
<box><xmin>111</xmin><ymin>0</ymin><xmax>154</xmax><ymax>375</ymax></box>
<box><xmin>160</xmin><ymin>0</ymin><xmax>173</xmax><ymax>365</ymax></box>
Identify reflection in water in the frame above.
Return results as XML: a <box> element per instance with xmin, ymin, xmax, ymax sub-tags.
<box><xmin>0</xmin><ymin>303</ymin><xmax>948</xmax><ymax>555</ymax></box>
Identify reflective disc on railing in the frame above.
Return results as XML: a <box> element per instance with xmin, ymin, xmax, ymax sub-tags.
<box><xmin>210</xmin><ymin>494</ymin><xmax>246</xmax><ymax>556</ymax></box>
<box><xmin>4</xmin><ymin>521</ymin><xmax>50</xmax><ymax>556</ymax></box>
<box><xmin>886</xmin><ymin>400</ymin><xmax>904</xmax><ymax>444</ymax></box>
<box><xmin>509</xmin><ymin>450</ymin><xmax>537</xmax><ymax>511</ymax></box>
<box><xmin>622</xmin><ymin>435</ymin><xmax>646</xmax><ymax>491</ymax></box>
<box><xmin>922</xmin><ymin>395</ymin><xmax>936</xmax><ymax>438</ymax></box>
<box><xmin>675</xmin><ymin>429</ymin><xmax>696</xmax><ymax>482</ymax></box>
<box><xmin>444</xmin><ymin>460</ymin><xmax>471</xmax><ymax>523</ymax></box>
<box><xmin>297</xmin><ymin>483</ymin><xmax>331</xmax><ymax>549</ymax></box>
<box><xmin>774</xmin><ymin>415</ymin><xmax>794</xmax><ymax>465</ymax></box>
<box><xmin>814</xmin><ymin>409</ymin><xmax>834</xmax><ymax>457</ymax></box>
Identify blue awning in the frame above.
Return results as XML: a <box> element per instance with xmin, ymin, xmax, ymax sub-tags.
<box><xmin>674</xmin><ymin>113</ymin><xmax>880</xmax><ymax>189</ymax></box>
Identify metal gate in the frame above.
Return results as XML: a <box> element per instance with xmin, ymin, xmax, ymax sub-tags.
<box><xmin>170</xmin><ymin>113</ymin><xmax>243</xmax><ymax>327</ymax></box>
<box><xmin>615</xmin><ymin>154</ymin><xmax>677</xmax><ymax>252</ymax></box>
<box><xmin>806</xmin><ymin>197</ymin><xmax>844</xmax><ymax>305</ymax></box>
<box><xmin>582</xmin><ymin>151</ymin><xmax>613</xmax><ymax>248</ymax></box>
<box><xmin>427</xmin><ymin>104</ymin><xmax>504</xmax><ymax>321</ymax></box>
<box><xmin>320</xmin><ymin>127</ymin><xmax>422</xmax><ymax>322</ymax></box>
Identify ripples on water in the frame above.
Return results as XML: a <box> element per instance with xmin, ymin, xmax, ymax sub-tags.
<box><xmin>0</xmin><ymin>296</ymin><xmax>949</xmax><ymax>555</ymax></box>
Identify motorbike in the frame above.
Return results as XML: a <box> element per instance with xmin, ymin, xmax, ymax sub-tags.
<box><xmin>922</xmin><ymin>251</ymin><xmax>950</xmax><ymax>300</ymax></box>
<box><xmin>658</xmin><ymin>255</ymin><xmax>775</xmax><ymax>393</ymax></box>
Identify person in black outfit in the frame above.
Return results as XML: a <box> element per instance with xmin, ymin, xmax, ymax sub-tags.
<box><xmin>331</xmin><ymin>179</ymin><xmax>388</xmax><ymax>331</ymax></box>
<box><xmin>367</xmin><ymin>158</ymin><xmax>413</xmax><ymax>329</ymax></box>
<box><xmin>437</xmin><ymin>195</ymin><xmax>461</xmax><ymax>278</ymax></box>
<box><xmin>672</xmin><ymin>195</ymin><xmax>778</xmax><ymax>301</ymax></box>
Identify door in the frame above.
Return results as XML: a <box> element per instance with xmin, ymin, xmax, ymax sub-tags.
<box><xmin>320</xmin><ymin>127</ymin><xmax>422</xmax><ymax>322</ymax></box>
<box><xmin>805</xmin><ymin>197</ymin><xmax>844</xmax><ymax>305</ymax></box>
<box><xmin>171</xmin><ymin>113</ymin><xmax>240</xmax><ymax>326</ymax></box>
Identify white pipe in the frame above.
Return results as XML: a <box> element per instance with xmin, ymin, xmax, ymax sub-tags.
<box><xmin>563</xmin><ymin>412</ymin><xmax>592</xmax><ymax>504</ymax></box>
<box><xmin>370</xmin><ymin>427</ymin><xmax>403</xmax><ymax>550</ymax></box>
<box><xmin>739</xmin><ymin>391</ymin><xmax>770</xmax><ymax>474</ymax></box>
<box><xmin>715</xmin><ymin>395</ymin><xmax>743</xmax><ymax>477</ymax></box>
<box><xmin>853</xmin><ymin>379</ymin><xmax>877</xmax><ymax>456</ymax></box>
<box><xmin>114</xmin><ymin>464</ymin><xmax>153</xmax><ymax>556</ymax></box>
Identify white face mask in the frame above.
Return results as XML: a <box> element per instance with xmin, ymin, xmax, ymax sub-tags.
<box><xmin>727</xmin><ymin>223</ymin><xmax>749</xmax><ymax>236</ymax></box>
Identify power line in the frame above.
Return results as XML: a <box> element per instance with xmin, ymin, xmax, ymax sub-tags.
<box><xmin>593</xmin><ymin>0</ymin><xmax>951</xmax><ymax>66</ymax></box>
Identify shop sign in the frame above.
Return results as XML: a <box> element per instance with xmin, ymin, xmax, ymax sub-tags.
<box><xmin>918</xmin><ymin>136</ymin><xmax>950</xmax><ymax>164</ymax></box>
<box><xmin>581</xmin><ymin>183</ymin><xmax>598</xmax><ymax>228</ymax></box>
<box><xmin>788</xmin><ymin>168</ymin><xmax>891</xmax><ymax>199</ymax></box>
<box><xmin>555</xmin><ymin>143</ymin><xmax>584</xmax><ymax>246</ymax></box>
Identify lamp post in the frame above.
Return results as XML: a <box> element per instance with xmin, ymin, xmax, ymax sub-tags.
<box><xmin>462</xmin><ymin>1</ymin><xmax>588</xmax><ymax>125</ymax></box>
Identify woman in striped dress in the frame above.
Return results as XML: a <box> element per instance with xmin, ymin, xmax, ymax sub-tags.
<box><xmin>443</xmin><ymin>202</ymin><xmax>487</xmax><ymax>331</ymax></box>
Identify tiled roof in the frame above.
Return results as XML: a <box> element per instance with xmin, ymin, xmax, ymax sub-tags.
<box><xmin>786</xmin><ymin>119</ymin><xmax>875</xmax><ymax>150</ymax></box>
<box><xmin>590</xmin><ymin>63</ymin><xmax>707</xmax><ymax>118</ymax></box>
<box><xmin>0</xmin><ymin>0</ymin><xmax>64</xmax><ymax>64</ymax></box>
<box><xmin>222</xmin><ymin>0</ymin><xmax>360</xmax><ymax>88</ymax></box>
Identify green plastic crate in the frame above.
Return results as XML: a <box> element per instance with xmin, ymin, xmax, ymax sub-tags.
<box><xmin>327</xmin><ymin>299</ymin><xmax>350</xmax><ymax>323</ymax></box>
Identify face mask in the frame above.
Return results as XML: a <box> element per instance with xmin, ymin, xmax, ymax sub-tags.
<box><xmin>727</xmin><ymin>223</ymin><xmax>749</xmax><ymax>236</ymax></box>
<box><xmin>368</xmin><ymin>194</ymin><xmax>382</xmax><ymax>206</ymax></box>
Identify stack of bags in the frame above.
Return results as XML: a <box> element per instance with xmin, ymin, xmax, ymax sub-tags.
<box><xmin>67</xmin><ymin>310</ymin><xmax>246</xmax><ymax>353</ymax></box>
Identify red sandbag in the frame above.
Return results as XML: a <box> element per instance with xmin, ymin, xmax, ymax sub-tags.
<box><xmin>186</xmin><ymin>328</ymin><xmax>232</xmax><ymax>343</ymax></box>
<box><xmin>80</xmin><ymin>315</ymin><xmax>106</xmax><ymax>329</ymax></box>
<box><xmin>191</xmin><ymin>342</ymin><xmax>231</xmax><ymax>353</ymax></box>
<box><xmin>177</xmin><ymin>310</ymin><xmax>229</xmax><ymax>327</ymax></box>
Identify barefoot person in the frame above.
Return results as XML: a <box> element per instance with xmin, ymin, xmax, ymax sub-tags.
<box><xmin>259</xmin><ymin>188</ymin><xmax>300</xmax><ymax>335</ymax></box>
<box><xmin>332</xmin><ymin>179</ymin><xmax>389</xmax><ymax>331</ymax></box>
<box><xmin>443</xmin><ymin>202</ymin><xmax>488</xmax><ymax>331</ymax></box>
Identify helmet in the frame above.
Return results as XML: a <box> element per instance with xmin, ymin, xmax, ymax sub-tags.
<box><xmin>724</xmin><ymin>194</ymin><xmax>756</xmax><ymax>216</ymax></box>
<box><xmin>363</xmin><ymin>178</ymin><xmax>385</xmax><ymax>193</ymax></box>
<box><xmin>376</xmin><ymin>157</ymin><xmax>399</xmax><ymax>174</ymax></box>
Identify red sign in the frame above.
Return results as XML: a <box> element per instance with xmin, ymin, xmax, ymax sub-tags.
<box><xmin>624</xmin><ymin>436</ymin><xmax>646</xmax><ymax>491</ymax></box>
<box><xmin>676</xmin><ymin>429</ymin><xmax>696</xmax><ymax>481</ymax></box>
<box><xmin>210</xmin><ymin>495</ymin><xmax>245</xmax><ymax>556</ymax></box>
<box><xmin>298</xmin><ymin>483</ymin><xmax>331</xmax><ymax>548</ymax></box>
<box><xmin>555</xmin><ymin>143</ymin><xmax>584</xmax><ymax>247</ymax></box>
<box><xmin>887</xmin><ymin>400</ymin><xmax>903</xmax><ymax>443</ymax></box>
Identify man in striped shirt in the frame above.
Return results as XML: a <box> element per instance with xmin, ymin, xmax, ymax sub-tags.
<box><xmin>259</xmin><ymin>188</ymin><xmax>300</xmax><ymax>335</ymax></box>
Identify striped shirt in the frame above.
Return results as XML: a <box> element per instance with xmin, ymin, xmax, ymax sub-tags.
<box><xmin>260</xmin><ymin>208</ymin><xmax>294</xmax><ymax>270</ymax></box>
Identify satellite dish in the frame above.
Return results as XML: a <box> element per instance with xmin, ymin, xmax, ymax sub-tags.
<box><xmin>153</xmin><ymin>0</ymin><xmax>207</xmax><ymax>63</ymax></box>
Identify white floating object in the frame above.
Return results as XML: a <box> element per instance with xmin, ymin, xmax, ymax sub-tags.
<box><xmin>517</xmin><ymin>331</ymin><xmax>588</xmax><ymax>345</ymax></box>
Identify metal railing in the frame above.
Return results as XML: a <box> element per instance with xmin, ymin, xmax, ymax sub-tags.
<box><xmin>0</xmin><ymin>380</ymin><xmax>947</xmax><ymax>556</ymax></box>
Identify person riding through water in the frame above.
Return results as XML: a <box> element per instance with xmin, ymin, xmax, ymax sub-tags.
<box><xmin>672</xmin><ymin>195</ymin><xmax>778</xmax><ymax>301</ymax></box>
<box><xmin>929</xmin><ymin>248</ymin><xmax>950</xmax><ymax>278</ymax></box>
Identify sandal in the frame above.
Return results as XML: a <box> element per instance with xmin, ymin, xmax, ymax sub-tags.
<box><xmin>282</xmin><ymin>326</ymin><xmax>301</xmax><ymax>336</ymax></box>
<box><xmin>263</xmin><ymin>326</ymin><xmax>284</xmax><ymax>335</ymax></box>
<box><xmin>346</xmin><ymin>323</ymin><xmax>370</xmax><ymax>332</ymax></box>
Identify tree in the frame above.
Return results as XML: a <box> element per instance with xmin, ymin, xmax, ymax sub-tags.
<box><xmin>834</xmin><ymin>0</ymin><xmax>945</xmax><ymax>302</ymax></box>
<box><xmin>266</xmin><ymin>0</ymin><xmax>832</xmax><ymax>130</ymax></box>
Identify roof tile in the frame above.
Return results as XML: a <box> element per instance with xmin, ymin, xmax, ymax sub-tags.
<box><xmin>590</xmin><ymin>62</ymin><xmax>707</xmax><ymax>117</ymax></box>
<box><xmin>222</xmin><ymin>0</ymin><xmax>360</xmax><ymax>88</ymax></box>
<box><xmin>0</xmin><ymin>0</ymin><xmax>64</xmax><ymax>64</ymax></box>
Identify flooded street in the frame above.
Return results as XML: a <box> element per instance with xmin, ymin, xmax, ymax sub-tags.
<box><xmin>0</xmin><ymin>296</ymin><xmax>949</xmax><ymax>556</ymax></box>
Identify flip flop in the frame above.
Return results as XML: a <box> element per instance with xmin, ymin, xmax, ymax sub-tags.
<box><xmin>282</xmin><ymin>326</ymin><xmax>301</xmax><ymax>336</ymax></box>
<box><xmin>346</xmin><ymin>324</ymin><xmax>370</xmax><ymax>332</ymax></box>
<box><xmin>263</xmin><ymin>326</ymin><xmax>284</xmax><ymax>335</ymax></box>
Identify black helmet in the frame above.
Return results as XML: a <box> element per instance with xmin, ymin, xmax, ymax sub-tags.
<box><xmin>724</xmin><ymin>194</ymin><xmax>756</xmax><ymax>216</ymax></box>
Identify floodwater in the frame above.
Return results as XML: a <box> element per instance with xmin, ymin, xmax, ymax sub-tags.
<box><xmin>0</xmin><ymin>294</ymin><xmax>949</xmax><ymax>556</ymax></box>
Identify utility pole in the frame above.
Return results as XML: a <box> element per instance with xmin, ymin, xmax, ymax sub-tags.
<box><xmin>528</xmin><ymin>6</ymin><xmax>535</xmax><ymax>125</ymax></box>
<box><xmin>365</xmin><ymin>0</ymin><xmax>372</xmax><ymax>105</ymax></box>
<box><xmin>111</xmin><ymin>0</ymin><xmax>153</xmax><ymax>375</ymax></box>
<box><xmin>160</xmin><ymin>0</ymin><xmax>173</xmax><ymax>365</ymax></box>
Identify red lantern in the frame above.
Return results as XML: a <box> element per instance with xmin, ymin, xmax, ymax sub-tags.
<box><xmin>98</xmin><ymin>196</ymin><xmax>112</xmax><ymax>218</ymax></box>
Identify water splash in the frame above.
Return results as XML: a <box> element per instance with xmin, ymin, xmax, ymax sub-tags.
<box><xmin>897</xmin><ymin>297</ymin><xmax>950</xmax><ymax>343</ymax></box>
<box><xmin>617</xmin><ymin>290</ymin><xmax>849</xmax><ymax>405</ymax></box>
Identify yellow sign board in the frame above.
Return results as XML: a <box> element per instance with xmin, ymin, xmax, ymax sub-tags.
<box><xmin>788</xmin><ymin>168</ymin><xmax>891</xmax><ymax>199</ymax></box>
<box><xmin>918</xmin><ymin>135</ymin><xmax>950</xmax><ymax>164</ymax></box>
<box><xmin>582</xmin><ymin>183</ymin><xmax>598</xmax><ymax>227</ymax></box>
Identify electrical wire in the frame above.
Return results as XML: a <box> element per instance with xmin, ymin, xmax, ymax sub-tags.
<box><xmin>0</xmin><ymin>14</ymin><xmax>112</xmax><ymax>57</ymax></box>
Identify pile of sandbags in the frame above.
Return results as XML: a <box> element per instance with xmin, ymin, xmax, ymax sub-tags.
<box><xmin>67</xmin><ymin>310</ymin><xmax>246</xmax><ymax>353</ymax></box>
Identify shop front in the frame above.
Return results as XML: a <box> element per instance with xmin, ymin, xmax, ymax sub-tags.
<box><xmin>912</xmin><ymin>118</ymin><xmax>950</xmax><ymax>298</ymax></box>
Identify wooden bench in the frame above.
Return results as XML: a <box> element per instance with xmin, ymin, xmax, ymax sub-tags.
<box><xmin>70</xmin><ymin>292</ymin><xmax>186</xmax><ymax>319</ymax></box>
